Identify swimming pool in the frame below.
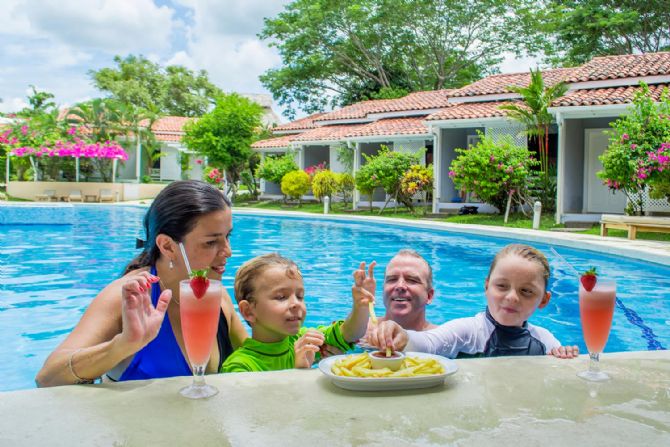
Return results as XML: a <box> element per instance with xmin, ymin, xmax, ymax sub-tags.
<box><xmin>1</xmin><ymin>205</ymin><xmax>668</xmax><ymax>392</ymax></box>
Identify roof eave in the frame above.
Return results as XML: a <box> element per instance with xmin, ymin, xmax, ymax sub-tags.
<box><xmin>346</xmin><ymin>133</ymin><xmax>433</xmax><ymax>143</ymax></box>
<box><xmin>425</xmin><ymin>116</ymin><xmax>511</xmax><ymax>129</ymax></box>
<box><xmin>313</xmin><ymin>118</ymin><xmax>375</xmax><ymax>126</ymax></box>
<box><xmin>547</xmin><ymin>103</ymin><xmax>631</xmax><ymax>118</ymax></box>
<box><xmin>366</xmin><ymin>109</ymin><xmax>440</xmax><ymax>120</ymax></box>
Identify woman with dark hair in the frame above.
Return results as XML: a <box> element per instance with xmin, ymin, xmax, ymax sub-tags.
<box><xmin>36</xmin><ymin>180</ymin><xmax>248</xmax><ymax>386</ymax></box>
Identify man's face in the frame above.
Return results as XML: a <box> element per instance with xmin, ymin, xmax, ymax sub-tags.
<box><xmin>383</xmin><ymin>255</ymin><xmax>434</xmax><ymax>321</ymax></box>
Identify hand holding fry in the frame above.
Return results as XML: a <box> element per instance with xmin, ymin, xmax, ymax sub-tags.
<box><xmin>294</xmin><ymin>330</ymin><xmax>325</xmax><ymax>368</ymax></box>
<box><xmin>366</xmin><ymin>320</ymin><xmax>409</xmax><ymax>353</ymax></box>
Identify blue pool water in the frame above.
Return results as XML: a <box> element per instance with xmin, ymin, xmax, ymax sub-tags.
<box><xmin>1</xmin><ymin>206</ymin><xmax>669</xmax><ymax>392</ymax></box>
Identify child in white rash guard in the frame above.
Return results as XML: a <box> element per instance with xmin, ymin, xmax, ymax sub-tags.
<box><xmin>367</xmin><ymin>244</ymin><xmax>580</xmax><ymax>359</ymax></box>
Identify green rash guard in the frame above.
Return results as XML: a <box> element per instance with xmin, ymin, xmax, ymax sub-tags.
<box><xmin>220</xmin><ymin>320</ymin><xmax>354</xmax><ymax>373</ymax></box>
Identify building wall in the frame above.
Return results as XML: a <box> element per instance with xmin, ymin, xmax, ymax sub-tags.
<box><xmin>7</xmin><ymin>180</ymin><xmax>167</xmax><ymax>201</ymax></box>
<box><xmin>303</xmin><ymin>145</ymin><xmax>329</xmax><ymax>169</ymax></box>
<box><xmin>439</xmin><ymin>127</ymin><xmax>484</xmax><ymax>203</ymax></box>
<box><xmin>329</xmin><ymin>144</ymin><xmax>347</xmax><ymax>173</ymax></box>
<box><xmin>393</xmin><ymin>139</ymin><xmax>429</xmax><ymax>165</ymax></box>
<box><xmin>562</xmin><ymin>117</ymin><xmax>614</xmax><ymax>213</ymax></box>
<box><xmin>160</xmin><ymin>144</ymin><xmax>181</xmax><ymax>181</ymax></box>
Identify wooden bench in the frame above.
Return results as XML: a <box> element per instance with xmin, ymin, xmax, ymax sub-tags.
<box><xmin>600</xmin><ymin>214</ymin><xmax>670</xmax><ymax>240</ymax></box>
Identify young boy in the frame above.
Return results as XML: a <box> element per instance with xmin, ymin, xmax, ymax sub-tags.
<box><xmin>221</xmin><ymin>253</ymin><xmax>373</xmax><ymax>372</ymax></box>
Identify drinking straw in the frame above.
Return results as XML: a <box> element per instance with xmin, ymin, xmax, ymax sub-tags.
<box><xmin>178</xmin><ymin>242</ymin><xmax>193</xmax><ymax>276</ymax></box>
<box><xmin>549</xmin><ymin>247</ymin><xmax>580</xmax><ymax>277</ymax></box>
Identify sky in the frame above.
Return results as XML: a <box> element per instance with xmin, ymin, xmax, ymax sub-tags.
<box><xmin>0</xmin><ymin>0</ymin><xmax>537</xmax><ymax>123</ymax></box>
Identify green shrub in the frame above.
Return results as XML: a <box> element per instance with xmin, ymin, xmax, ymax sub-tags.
<box><xmin>281</xmin><ymin>170</ymin><xmax>311</xmax><ymax>204</ymax></box>
<box><xmin>598</xmin><ymin>83</ymin><xmax>670</xmax><ymax>214</ymax></box>
<box><xmin>449</xmin><ymin>135</ymin><xmax>539</xmax><ymax>213</ymax></box>
<box><xmin>335</xmin><ymin>172</ymin><xmax>355</xmax><ymax>204</ymax></box>
<box><xmin>400</xmin><ymin>164</ymin><xmax>433</xmax><ymax>212</ymax></box>
<box><xmin>256</xmin><ymin>152</ymin><xmax>298</xmax><ymax>184</ymax></box>
<box><xmin>311</xmin><ymin>169</ymin><xmax>338</xmax><ymax>202</ymax></box>
<box><xmin>354</xmin><ymin>146</ymin><xmax>423</xmax><ymax>212</ymax></box>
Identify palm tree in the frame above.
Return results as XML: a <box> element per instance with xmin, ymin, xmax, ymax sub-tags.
<box><xmin>499</xmin><ymin>68</ymin><xmax>567</xmax><ymax>209</ymax></box>
<box><xmin>116</xmin><ymin>102</ymin><xmax>162</xmax><ymax>178</ymax></box>
<box><xmin>67</xmin><ymin>99</ymin><xmax>123</xmax><ymax>182</ymax></box>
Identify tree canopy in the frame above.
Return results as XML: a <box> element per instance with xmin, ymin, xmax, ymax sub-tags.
<box><xmin>260</xmin><ymin>0</ymin><xmax>533</xmax><ymax>118</ymax></box>
<box><xmin>532</xmin><ymin>0</ymin><xmax>670</xmax><ymax>66</ymax></box>
<box><xmin>90</xmin><ymin>54</ymin><xmax>223</xmax><ymax>117</ymax></box>
<box><xmin>182</xmin><ymin>93</ymin><xmax>264</xmax><ymax>195</ymax></box>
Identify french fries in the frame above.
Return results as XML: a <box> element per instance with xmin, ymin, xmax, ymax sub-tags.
<box><xmin>331</xmin><ymin>353</ymin><xmax>445</xmax><ymax>378</ymax></box>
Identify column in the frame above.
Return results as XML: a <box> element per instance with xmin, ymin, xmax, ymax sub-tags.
<box><xmin>432</xmin><ymin>129</ymin><xmax>441</xmax><ymax>214</ymax></box>
<box><xmin>554</xmin><ymin>112</ymin><xmax>564</xmax><ymax>224</ymax></box>
<box><xmin>353</xmin><ymin>143</ymin><xmax>361</xmax><ymax>211</ymax></box>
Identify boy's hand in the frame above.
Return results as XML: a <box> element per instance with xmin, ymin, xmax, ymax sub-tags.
<box><xmin>352</xmin><ymin>261</ymin><xmax>376</xmax><ymax>310</ymax></box>
<box><xmin>294</xmin><ymin>330</ymin><xmax>325</xmax><ymax>368</ymax></box>
<box><xmin>548</xmin><ymin>345</ymin><xmax>579</xmax><ymax>359</ymax></box>
<box><xmin>319</xmin><ymin>343</ymin><xmax>344</xmax><ymax>359</ymax></box>
<box><xmin>366</xmin><ymin>320</ymin><xmax>408</xmax><ymax>352</ymax></box>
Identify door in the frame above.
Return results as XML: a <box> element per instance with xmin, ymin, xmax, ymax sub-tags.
<box><xmin>583</xmin><ymin>129</ymin><xmax>627</xmax><ymax>213</ymax></box>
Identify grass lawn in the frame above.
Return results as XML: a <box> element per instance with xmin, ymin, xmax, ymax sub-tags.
<box><xmin>234</xmin><ymin>198</ymin><xmax>670</xmax><ymax>242</ymax></box>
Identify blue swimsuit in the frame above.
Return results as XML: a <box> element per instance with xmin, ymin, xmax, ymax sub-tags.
<box><xmin>118</xmin><ymin>267</ymin><xmax>234</xmax><ymax>381</ymax></box>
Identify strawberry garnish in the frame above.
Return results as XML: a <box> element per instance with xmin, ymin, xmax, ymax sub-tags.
<box><xmin>580</xmin><ymin>267</ymin><xmax>598</xmax><ymax>292</ymax></box>
<box><xmin>189</xmin><ymin>269</ymin><xmax>210</xmax><ymax>299</ymax></box>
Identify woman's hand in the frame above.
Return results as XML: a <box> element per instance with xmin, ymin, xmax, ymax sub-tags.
<box><xmin>119</xmin><ymin>271</ymin><xmax>172</xmax><ymax>352</ymax></box>
<box><xmin>549</xmin><ymin>345</ymin><xmax>579</xmax><ymax>359</ymax></box>
<box><xmin>294</xmin><ymin>330</ymin><xmax>325</xmax><ymax>368</ymax></box>
<box><xmin>366</xmin><ymin>320</ymin><xmax>409</xmax><ymax>352</ymax></box>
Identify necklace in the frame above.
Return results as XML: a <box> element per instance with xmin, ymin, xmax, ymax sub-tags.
<box><xmin>159</xmin><ymin>279</ymin><xmax>180</xmax><ymax>305</ymax></box>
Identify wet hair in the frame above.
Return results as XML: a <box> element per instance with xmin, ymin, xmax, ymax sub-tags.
<box><xmin>234</xmin><ymin>253</ymin><xmax>302</xmax><ymax>305</ymax></box>
<box><xmin>386</xmin><ymin>249</ymin><xmax>433</xmax><ymax>290</ymax></box>
<box><xmin>123</xmin><ymin>180</ymin><xmax>231</xmax><ymax>275</ymax></box>
<box><xmin>487</xmin><ymin>244</ymin><xmax>550</xmax><ymax>289</ymax></box>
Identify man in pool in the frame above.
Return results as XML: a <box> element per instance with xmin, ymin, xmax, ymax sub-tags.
<box><xmin>375</xmin><ymin>249</ymin><xmax>437</xmax><ymax>331</ymax></box>
<box><xmin>322</xmin><ymin>249</ymin><xmax>436</xmax><ymax>356</ymax></box>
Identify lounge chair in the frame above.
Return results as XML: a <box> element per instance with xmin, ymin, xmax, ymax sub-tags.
<box><xmin>67</xmin><ymin>190</ymin><xmax>83</xmax><ymax>202</ymax></box>
<box><xmin>99</xmin><ymin>189</ymin><xmax>115</xmax><ymax>202</ymax></box>
<box><xmin>35</xmin><ymin>190</ymin><xmax>56</xmax><ymax>201</ymax></box>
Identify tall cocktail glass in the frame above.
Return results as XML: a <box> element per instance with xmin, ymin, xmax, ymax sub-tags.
<box><xmin>578</xmin><ymin>279</ymin><xmax>616</xmax><ymax>382</ymax></box>
<box><xmin>179</xmin><ymin>279</ymin><xmax>221</xmax><ymax>398</ymax></box>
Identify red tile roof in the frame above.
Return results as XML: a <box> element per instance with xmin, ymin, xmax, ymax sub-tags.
<box><xmin>251</xmin><ymin>134</ymin><xmax>295</xmax><ymax>149</ymax></box>
<box><xmin>450</xmin><ymin>68</ymin><xmax>575</xmax><ymax>97</ymax></box>
<box><xmin>369</xmin><ymin>90</ymin><xmax>454</xmax><ymax>113</ymax></box>
<box><xmin>291</xmin><ymin>124</ymin><xmax>364</xmax><ymax>142</ymax></box>
<box><xmin>313</xmin><ymin>90</ymin><xmax>456</xmax><ymax>122</ymax></box>
<box><xmin>345</xmin><ymin>118</ymin><xmax>429</xmax><ymax>138</ymax></box>
<box><xmin>425</xmin><ymin>101</ymin><xmax>519</xmax><ymax>121</ymax></box>
<box><xmin>149</xmin><ymin>116</ymin><xmax>193</xmax><ymax>132</ymax></box>
<box><xmin>566</xmin><ymin>52</ymin><xmax>670</xmax><ymax>83</ymax></box>
<box><xmin>272</xmin><ymin>112</ymin><xmax>327</xmax><ymax>132</ymax></box>
<box><xmin>552</xmin><ymin>84</ymin><xmax>670</xmax><ymax>107</ymax></box>
<box><xmin>314</xmin><ymin>99</ymin><xmax>396</xmax><ymax>121</ymax></box>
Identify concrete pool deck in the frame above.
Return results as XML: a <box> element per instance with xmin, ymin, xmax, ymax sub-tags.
<box><xmin>1</xmin><ymin>351</ymin><xmax>668</xmax><ymax>446</ymax></box>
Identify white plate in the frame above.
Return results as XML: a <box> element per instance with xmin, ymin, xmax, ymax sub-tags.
<box><xmin>318</xmin><ymin>352</ymin><xmax>458</xmax><ymax>391</ymax></box>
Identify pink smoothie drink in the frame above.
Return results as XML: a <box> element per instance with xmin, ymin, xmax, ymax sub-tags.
<box><xmin>179</xmin><ymin>280</ymin><xmax>221</xmax><ymax>367</ymax></box>
<box><xmin>579</xmin><ymin>281</ymin><xmax>616</xmax><ymax>354</ymax></box>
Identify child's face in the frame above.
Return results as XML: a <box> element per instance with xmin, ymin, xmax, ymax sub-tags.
<box><xmin>245</xmin><ymin>266</ymin><xmax>306</xmax><ymax>343</ymax></box>
<box><xmin>485</xmin><ymin>254</ymin><xmax>550</xmax><ymax>327</ymax></box>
